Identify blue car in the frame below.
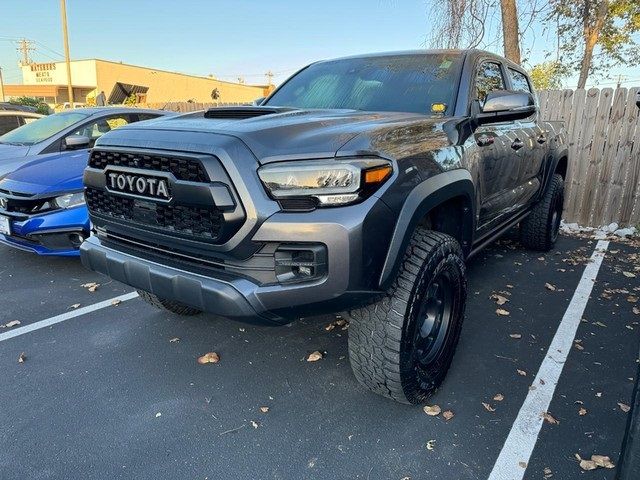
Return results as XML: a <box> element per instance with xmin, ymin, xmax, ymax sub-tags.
<box><xmin>0</xmin><ymin>109</ymin><xmax>171</xmax><ymax>256</ymax></box>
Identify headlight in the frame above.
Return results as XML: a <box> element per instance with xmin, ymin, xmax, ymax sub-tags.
<box><xmin>258</xmin><ymin>159</ymin><xmax>392</xmax><ymax>207</ymax></box>
<box><xmin>54</xmin><ymin>192</ymin><xmax>85</xmax><ymax>209</ymax></box>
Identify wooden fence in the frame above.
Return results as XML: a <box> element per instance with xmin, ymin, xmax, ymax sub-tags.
<box><xmin>538</xmin><ymin>88</ymin><xmax>640</xmax><ymax>227</ymax></box>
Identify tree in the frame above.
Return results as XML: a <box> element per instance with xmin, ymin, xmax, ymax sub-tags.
<box><xmin>11</xmin><ymin>96</ymin><xmax>50</xmax><ymax>115</ymax></box>
<box><xmin>500</xmin><ymin>0</ymin><xmax>522</xmax><ymax>63</ymax></box>
<box><xmin>548</xmin><ymin>0</ymin><xmax>640</xmax><ymax>88</ymax></box>
<box><xmin>529</xmin><ymin>61</ymin><xmax>567</xmax><ymax>89</ymax></box>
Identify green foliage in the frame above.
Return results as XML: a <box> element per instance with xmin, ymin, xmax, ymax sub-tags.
<box><xmin>529</xmin><ymin>61</ymin><xmax>567</xmax><ymax>90</ymax></box>
<box><xmin>11</xmin><ymin>96</ymin><xmax>50</xmax><ymax>115</ymax></box>
<box><xmin>548</xmin><ymin>0</ymin><xmax>640</xmax><ymax>82</ymax></box>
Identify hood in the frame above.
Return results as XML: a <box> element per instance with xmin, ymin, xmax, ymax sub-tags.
<box><xmin>0</xmin><ymin>150</ymin><xmax>88</xmax><ymax>196</ymax></box>
<box><xmin>0</xmin><ymin>143</ymin><xmax>30</xmax><ymax>160</ymax></box>
<box><xmin>97</xmin><ymin>108</ymin><xmax>433</xmax><ymax>162</ymax></box>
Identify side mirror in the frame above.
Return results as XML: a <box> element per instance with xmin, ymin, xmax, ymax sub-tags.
<box><xmin>64</xmin><ymin>135</ymin><xmax>91</xmax><ymax>150</ymax></box>
<box><xmin>475</xmin><ymin>90</ymin><xmax>536</xmax><ymax>125</ymax></box>
<box><xmin>252</xmin><ymin>97</ymin><xmax>266</xmax><ymax>106</ymax></box>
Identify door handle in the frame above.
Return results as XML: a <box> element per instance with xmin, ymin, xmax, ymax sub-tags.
<box><xmin>511</xmin><ymin>138</ymin><xmax>524</xmax><ymax>150</ymax></box>
<box><xmin>537</xmin><ymin>134</ymin><xmax>547</xmax><ymax>144</ymax></box>
<box><xmin>476</xmin><ymin>134</ymin><xmax>494</xmax><ymax>147</ymax></box>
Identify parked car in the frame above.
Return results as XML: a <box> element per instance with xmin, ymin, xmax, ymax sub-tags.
<box><xmin>0</xmin><ymin>111</ymin><xmax>43</xmax><ymax>136</ymax></box>
<box><xmin>0</xmin><ymin>109</ymin><xmax>171</xmax><ymax>256</ymax></box>
<box><xmin>0</xmin><ymin>102</ymin><xmax>38</xmax><ymax>113</ymax></box>
<box><xmin>80</xmin><ymin>49</ymin><xmax>568</xmax><ymax>403</ymax></box>
<box><xmin>0</xmin><ymin>107</ymin><xmax>168</xmax><ymax>175</ymax></box>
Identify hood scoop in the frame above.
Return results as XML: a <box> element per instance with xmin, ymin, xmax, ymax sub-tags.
<box><xmin>204</xmin><ymin>106</ymin><xmax>294</xmax><ymax>120</ymax></box>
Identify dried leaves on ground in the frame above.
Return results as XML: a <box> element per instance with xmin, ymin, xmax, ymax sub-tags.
<box><xmin>306</xmin><ymin>351</ymin><xmax>324</xmax><ymax>362</ymax></box>
<box><xmin>617</xmin><ymin>402</ymin><xmax>631</xmax><ymax>413</ymax></box>
<box><xmin>496</xmin><ymin>308</ymin><xmax>510</xmax><ymax>316</ymax></box>
<box><xmin>197</xmin><ymin>352</ymin><xmax>220</xmax><ymax>364</ymax></box>
<box><xmin>482</xmin><ymin>402</ymin><xmax>496</xmax><ymax>412</ymax></box>
<box><xmin>81</xmin><ymin>282</ymin><xmax>100</xmax><ymax>292</ymax></box>
<box><xmin>17</xmin><ymin>352</ymin><xmax>26</xmax><ymax>363</ymax></box>
<box><xmin>575</xmin><ymin>454</ymin><xmax>615</xmax><ymax>471</ymax></box>
<box><xmin>1</xmin><ymin>320</ymin><xmax>20</xmax><ymax>328</ymax></box>
<box><xmin>423</xmin><ymin>405</ymin><xmax>441</xmax><ymax>416</ymax></box>
<box><xmin>542</xmin><ymin>412</ymin><xmax>559</xmax><ymax>425</ymax></box>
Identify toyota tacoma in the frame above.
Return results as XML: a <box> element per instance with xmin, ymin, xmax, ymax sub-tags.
<box><xmin>80</xmin><ymin>50</ymin><xmax>568</xmax><ymax>404</ymax></box>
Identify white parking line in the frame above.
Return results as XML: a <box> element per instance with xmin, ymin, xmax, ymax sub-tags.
<box><xmin>0</xmin><ymin>292</ymin><xmax>139</xmax><ymax>342</ymax></box>
<box><xmin>488</xmin><ymin>240</ymin><xmax>609</xmax><ymax>480</ymax></box>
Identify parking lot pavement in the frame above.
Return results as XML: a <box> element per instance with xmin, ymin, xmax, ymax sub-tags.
<box><xmin>1</xmin><ymin>234</ymin><xmax>638</xmax><ymax>480</ymax></box>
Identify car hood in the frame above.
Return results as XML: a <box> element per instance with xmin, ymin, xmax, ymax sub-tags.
<box><xmin>0</xmin><ymin>150</ymin><xmax>87</xmax><ymax>196</ymax></box>
<box><xmin>95</xmin><ymin>108</ymin><xmax>434</xmax><ymax>162</ymax></box>
<box><xmin>0</xmin><ymin>143</ymin><xmax>30</xmax><ymax>160</ymax></box>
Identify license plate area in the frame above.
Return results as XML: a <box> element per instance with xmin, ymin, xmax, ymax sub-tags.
<box><xmin>0</xmin><ymin>215</ymin><xmax>11</xmax><ymax>235</ymax></box>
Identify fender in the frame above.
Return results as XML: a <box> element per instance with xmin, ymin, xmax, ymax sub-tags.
<box><xmin>538</xmin><ymin>146</ymin><xmax>569</xmax><ymax>202</ymax></box>
<box><xmin>378</xmin><ymin>169</ymin><xmax>476</xmax><ymax>289</ymax></box>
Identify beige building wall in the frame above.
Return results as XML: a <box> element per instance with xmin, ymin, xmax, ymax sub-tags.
<box><xmin>20</xmin><ymin>59</ymin><xmax>265</xmax><ymax>104</ymax></box>
<box><xmin>94</xmin><ymin>60</ymin><xmax>264</xmax><ymax>103</ymax></box>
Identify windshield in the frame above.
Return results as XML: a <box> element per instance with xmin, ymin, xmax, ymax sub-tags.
<box><xmin>0</xmin><ymin>112</ymin><xmax>89</xmax><ymax>145</ymax></box>
<box><xmin>265</xmin><ymin>53</ymin><xmax>462</xmax><ymax>115</ymax></box>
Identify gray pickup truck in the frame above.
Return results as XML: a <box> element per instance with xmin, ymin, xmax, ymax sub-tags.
<box><xmin>81</xmin><ymin>49</ymin><xmax>568</xmax><ymax>404</ymax></box>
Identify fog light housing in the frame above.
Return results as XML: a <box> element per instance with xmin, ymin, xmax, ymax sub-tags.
<box><xmin>275</xmin><ymin>244</ymin><xmax>327</xmax><ymax>283</ymax></box>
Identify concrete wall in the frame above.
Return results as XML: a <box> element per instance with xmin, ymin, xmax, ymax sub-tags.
<box><xmin>94</xmin><ymin>60</ymin><xmax>264</xmax><ymax>103</ymax></box>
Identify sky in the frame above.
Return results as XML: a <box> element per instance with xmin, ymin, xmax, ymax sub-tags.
<box><xmin>0</xmin><ymin>0</ymin><xmax>638</xmax><ymax>89</ymax></box>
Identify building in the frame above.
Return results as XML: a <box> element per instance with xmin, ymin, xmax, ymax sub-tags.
<box><xmin>3</xmin><ymin>59</ymin><xmax>272</xmax><ymax>107</ymax></box>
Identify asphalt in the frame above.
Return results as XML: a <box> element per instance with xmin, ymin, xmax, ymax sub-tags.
<box><xmin>0</xmin><ymin>233</ymin><xmax>638</xmax><ymax>480</ymax></box>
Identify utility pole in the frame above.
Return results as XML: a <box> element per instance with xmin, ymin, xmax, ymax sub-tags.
<box><xmin>16</xmin><ymin>39</ymin><xmax>35</xmax><ymax>66</ymax></box>
<box><xmin>60</xmin><ymin>0</ymin><xmax>74</xmax><ymax>105</ymax></box>
<box><xmin>0</xmin><ymin>67</ymin><xmax>5</xmax><ymax>102</ymax></box>
<box><xmin>265</xmin><ymin>71</ymin><xmax>274</xmax><ymax>86</ymax></box>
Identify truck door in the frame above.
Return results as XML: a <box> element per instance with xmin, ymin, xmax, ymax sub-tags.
<box><xmin>506</xmin><ymin>67</ymin><xmax>545</xmax><ymax>210</ymax></box>
<box><xmin>471</xmin><ymin>60</ymin><xmax>521</xmax><ymax>233</ymax></box>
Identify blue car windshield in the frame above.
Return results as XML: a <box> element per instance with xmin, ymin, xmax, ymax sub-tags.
<box><xmin>264</xmin><ymin>53</ymin><xmax>462</xmax><ymax>115</ymax></box>
<box><xmin>0</xmin><ymin>112</ymin><xmax>89</xmax><ymax>145</ymax></box>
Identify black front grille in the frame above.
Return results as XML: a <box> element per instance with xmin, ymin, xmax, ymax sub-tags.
<box><xmin>89</xmin><ymin>150</ymin><xmax>209</xmax><ymax>182</ymax></box>
<box><xmin>86</xmin><ymin>188</ymin><xmax>223</xmax><ymax>240</ymax></box>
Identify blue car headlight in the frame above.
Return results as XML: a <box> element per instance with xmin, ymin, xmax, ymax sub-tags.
<box><xmin>54</xmin><ymin>192</ymin><xmax>85</xmax><ymax>209</ymax></box>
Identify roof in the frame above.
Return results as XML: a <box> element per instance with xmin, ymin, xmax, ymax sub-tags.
<box><xmin>0</xmin><ymin>110</ymin><xmax>43</xmax><ymax>118</ymax></box>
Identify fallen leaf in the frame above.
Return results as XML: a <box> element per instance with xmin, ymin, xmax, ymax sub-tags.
<box><xmin>618</xmin><ymin>402</ymin><xmax>631</xmax><ymax>413</ymax></box>
<box><xmin>155</xmin><ymin>412</ymin><xmax>162</xmax><ymax>418</ymax></box>
<box><xmin>70</xmin><ymin>304</ymin><xmax>81</xmax><ymax>309</ymax></box>
<box><xmin>81</xmin><ymin>282</ymin><xmax>100</xmax><ymax>292</ymax></box>
<box><xmin>543</xmin><ymin>467</ymin><xmax>553</xmax><ymax>478</ymax></box>
<box><xmin>542</xmin><ymin>412</ymin><xmax>559</xmax><ymax>425</ymax></box>
<box><xmin>579</xmin><ymin>407</ymin><xmax>587</xmax><ymax>416</ymax></box>
<box><xmin>628</xmin><ymin>295</ymin><xmax>639</xmax><ymax>303</ymax></box>
<box><xmin>579</xmin><ymin>458</ymin><xmax>598</xmax><ymax>471</ymax></box>
<box><xmin>545</xmin><ymin>283</ymin><xmax>557</xmax><ymax>291</ymax></box>
<box><xmin>17</xmin><ymin>352</ymin><xmax>26</xmax><ymax>363</ymax></box>
<box><xmin>496</xmin><ymin>308</ymin><xmax>510</xmax><ymax>316</ymax></box>
<box><xmin>259</xmin><ymin>406</ymin><xmax>269</xmax><ymax>413</ymax></box>
<box><xmin>482</xmin><ymin>402</ymin><xmax>496</xmax><ymax>412</ymax></box>
<box><xmin>2</xmin><ymin>320</ymin><xmax>21</xmax><ymax>328</ymax></box>
<box><xmin>493</xmin><ymin>393</ymin><xmax>504</xmax><ymax>402</ymax></box>
<box><xmin>169</xmin><ymin>337</ymin><xmax>180</xmax><ymax>343</ymax></box>
<box><xmin>518</xmin><ymin>462</ymin><xmax>527</xmax><ymax>468</ymax></box>
<box><xmin>633</xmin><ymin>306</ymin><xmax>640</xmax><ymax>315</ymax></box>
<box><xmin>517</xmin><ymin>369</ymin><xmax>527</xmax><ymax>376</ymax></box>
<box><xmin>423</xmin><ymin>405</ymin><xmax>441</xmax><ymax>416</ymax></box>
<box><xmin>425</xmin><ymin>440</ymin><xmax>435</xmax><ymax>451</ymax></box>
<box><xmin>442</xmin><ymin>410</ymin><xmax>454</xmax><ymax>421</ymax></box>
<box><xmin>491</xmin><ymin>293</ymin><xmax>509</xmax><ymax>305</ymax></box>
<box><xmin>250</xmin><ymin>420</ymin><xmax>259</xmax><ymax>429</ymax></box>
<box><xmin>623</xmin><ymin>271</ymin><xmax>636</xmax><ymax>278</ymax></box>
<box><xmin>197</xmin><ymin>352</ymin><xmax>220</xmax><ymax>364</ymax></box>
<box><xmin>591</xmin><ymin>455</ymin><xmax>615</xmax><ymax>469</ymax></box>
<box><xmin>307</xmin><ymin>351</ymin><xmax>324</xmax><ymax>362</ymax></box>
<box><xmin>509</xmin><ymin>333</ymin><xmax>522</xmax><ymax>339</ymax></box>
<box><xmin>593</xmin><ymin>321</ymin><xmax>607</xmax><ymax>327</ymax></box>
<box><xmin>111</xmin><ymin>299</ymin><xmax>121</xmax><ymax>306</ymax></box>
<box><xmin>88</xmin><ymin>285</ymin><xmax>99</xmax><ymax>292</ymax></box>
<box><xmin>506</xmin><ymin>284</ymin><xmax>514</xmax><ymax>289</ymax></box>
<box><xmin>574</xmin><ymin>343</ymin><xmax>584</xmax><ymax>351</ymax></box>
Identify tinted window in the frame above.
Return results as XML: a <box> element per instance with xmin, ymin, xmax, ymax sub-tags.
<box><xmin>509</xmin><ymin>68</ymin><xmax>532</xmax><ymax>93</ymax></box>
<box><xmin>265</xmin><ymin>54</ymin><xmax>463</xmax><ymax>115</ymax></box>
<box><xmin>68</xmin><ymin>115</ymin><xmax>132</xmax><ymax>148</ymax></box>
<box><xmin>0</xmin><ymin>112</ymin><xmax>88</xmax><ymax>145</ymax></box>
<box><xmin>476</xmin><ymin>62</ymin><xmax>505</xmax><ymax>106</ymax></box>
<box><xmin>0</xmin><ymin>116</ymin><xmax>20</xmax><ymax>136</ymax></box>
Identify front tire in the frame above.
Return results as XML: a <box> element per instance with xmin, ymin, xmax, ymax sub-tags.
<box><xmin>347</xmin><ymin>229</ymin><xmax>467</xmax><ymax>404</ymax></box>
<box><xmin>136</xmin><ymin>290</ymin><xmax>202</xmax><ymax>316</ymax></box>
<box><xmin>520</xmin><ymin>173</ymin><xmax>564</xmax><ymax>251</ymax></box>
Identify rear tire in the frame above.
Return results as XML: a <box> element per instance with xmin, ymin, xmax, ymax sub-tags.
<box><xmin>136</xmin><ymin>290</ymin><xmax>201</xmax><ymax>316</ymax></box>
<box><xmin>347</xmin><ymin>229</ymin><xmax>467</xmax><ymax>404</ymax></box>
<box><xmin>520</xmin><ymin>173</ymin><xmax>564</xmax><ymax>251</ymax></box>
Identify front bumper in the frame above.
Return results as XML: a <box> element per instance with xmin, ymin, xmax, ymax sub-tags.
<box><xmin>0</xmin><ymin>205</ymin><xmax>89</xmax><ymax>256</ymax></box>
<box><xmin>80</xmin><ymin>196</ymin><xmax>394</xmax><ymax>323</ymax></box>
